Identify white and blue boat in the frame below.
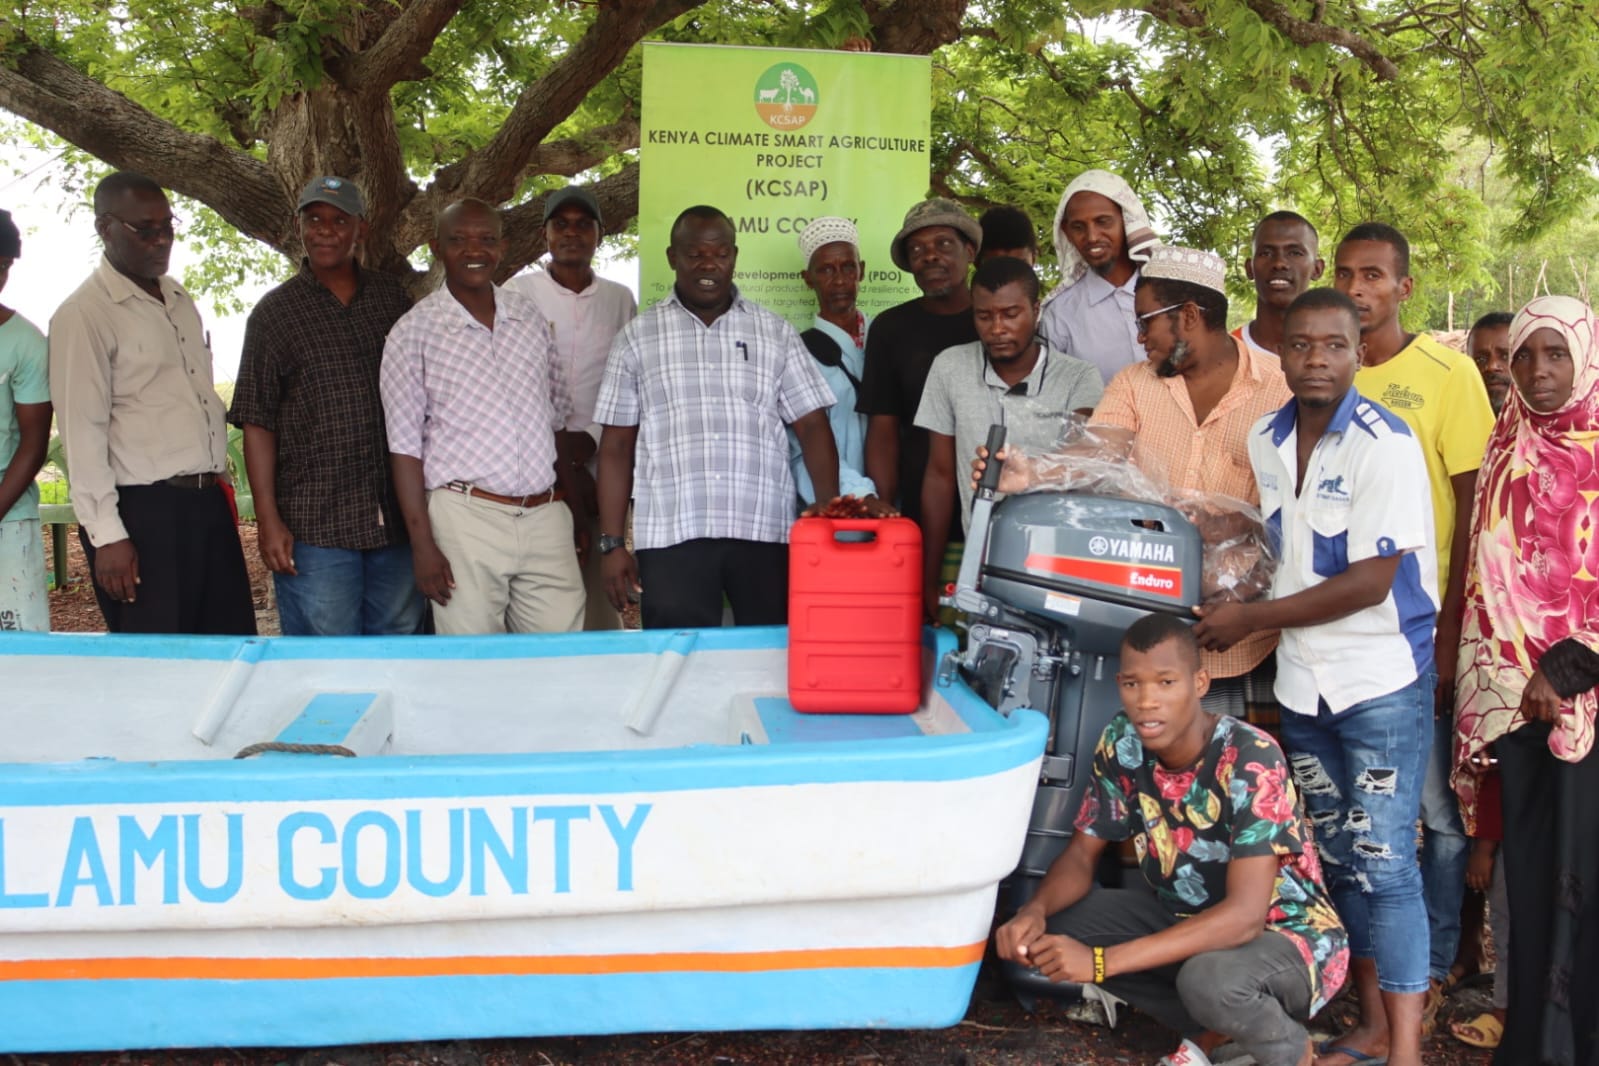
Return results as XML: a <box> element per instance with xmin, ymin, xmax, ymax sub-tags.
<box><xmin>0</xmin><ymin>627</ymin><xmax>1045</xmax><ymax>1052</ymax></box>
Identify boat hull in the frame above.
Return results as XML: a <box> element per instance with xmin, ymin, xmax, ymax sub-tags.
<box><xmin>0</xmin><ymin>627</ymin><xmax>1045</xmax><ymax>1050</ymax></box>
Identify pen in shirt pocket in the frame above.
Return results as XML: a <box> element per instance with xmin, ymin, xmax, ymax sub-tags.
<box><xmin>736</xmin><ymin>340</ymin><xmax>749</xmax><ymax>360</ymax></box>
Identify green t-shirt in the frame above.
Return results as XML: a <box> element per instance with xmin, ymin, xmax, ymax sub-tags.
<box><xmin>1076</xmin><ymin>712</ymin><xmax>1350</xmax><ymax>1013</ymax></box>
<box><xmin>0</xmin><ymin>312</ymin><xmax>50</xmax><ymax>523</ymax></box>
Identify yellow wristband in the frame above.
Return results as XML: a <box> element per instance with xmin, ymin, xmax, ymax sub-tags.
<box><xmin>1092</xmin><ymin>945</ymin><xmax>1106</xmax><ymax>984</ymax></box>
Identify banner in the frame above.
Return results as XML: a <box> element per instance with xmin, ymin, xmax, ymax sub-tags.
<box><xmin>640</xmin><ymin>43</ymin><xmax>931</xmax><ymax>328</ymax></box>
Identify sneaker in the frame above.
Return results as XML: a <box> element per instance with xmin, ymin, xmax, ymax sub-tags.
<box><xmin>1158</xmin><ymin>1039</ymin><xmax>1216</xmax><ymax>1066</ymax></box>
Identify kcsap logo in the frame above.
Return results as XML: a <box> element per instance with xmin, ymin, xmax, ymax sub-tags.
<box><xmin>754</xmin><ymin>63</ymin><xmax>819</xmax><ymax>130</ymax></box>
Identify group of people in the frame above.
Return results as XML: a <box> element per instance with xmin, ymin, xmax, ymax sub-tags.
<box><xmin>0</xmin><ymin>165</ymin><xmax>1594</xmax><ymax>1066</ymax></box>
<box><xmin>943</xmin><ymin>180</ymin><xmax>1589</xmax><ymax>1066</ymax></box>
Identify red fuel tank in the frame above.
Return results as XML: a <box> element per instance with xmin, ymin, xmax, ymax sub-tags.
<box><xmin>787</xmin><ymin>517</ymin><xmax>923</xmax><ymax>713</ymax></box>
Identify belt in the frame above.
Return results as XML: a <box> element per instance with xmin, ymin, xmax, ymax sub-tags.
<box><xmin>161</xmin><ymin>472</ymin><xmax>222</xmax><ymax>490</ymax></box>
<box><xmin>444</xmin><ymin>481</ymin><xmax>564</xmax><ymax>508</ymax></box>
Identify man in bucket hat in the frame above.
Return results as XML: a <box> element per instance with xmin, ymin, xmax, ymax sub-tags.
<box><xmin>858</xmin><ymin>198</ymin><xmax>980</xmax><ymax>557</ymax></box>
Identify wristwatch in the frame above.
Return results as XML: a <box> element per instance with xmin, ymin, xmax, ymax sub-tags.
<box><xmin>597</xmin><ymin>534</ymin><xmax>626</xmax><ymax>555</ymax></box>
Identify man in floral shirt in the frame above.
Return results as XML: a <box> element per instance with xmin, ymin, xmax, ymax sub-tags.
<box><xmin>996</xmin><ymin>614</ymin><xmax>1346</xmax><ymax>1066</ymax></box>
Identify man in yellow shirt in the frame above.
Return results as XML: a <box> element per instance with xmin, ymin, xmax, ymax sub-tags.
<box><xmin>1333</xmin><ymin>221</ymin><xmax>1495</xmax><ymax>1031</ymax></box>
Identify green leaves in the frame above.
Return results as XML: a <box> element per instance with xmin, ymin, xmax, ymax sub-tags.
<box><xmin>2</xmin><ymin>0</ymin><xmax>1594</xmax><ymax>317</ymax></box>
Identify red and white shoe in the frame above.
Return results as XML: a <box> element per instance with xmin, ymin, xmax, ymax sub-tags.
<box><xmin>1158</xmin><ymin>1039</ymin><xmax>1216</xmax><ymax>1066</ymax></box>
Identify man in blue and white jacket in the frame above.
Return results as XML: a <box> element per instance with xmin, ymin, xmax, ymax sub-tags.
<box><xmin>1192</xmin><ymin>286</ymin><xmax>1436</xmax><ymax>1066</ymax></box>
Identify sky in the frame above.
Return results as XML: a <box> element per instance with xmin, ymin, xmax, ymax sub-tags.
<box><xmin>1</xmin><ymin>148</ymin><xmax>643</xmax><ymax>383</ymax></box>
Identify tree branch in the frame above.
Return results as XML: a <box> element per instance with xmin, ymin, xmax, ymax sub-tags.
<box><xmin>1141</xmin><ymin>0</ymin><xmax>1206</xmax><ymax>31</ymax></box>
<box><xmin>438</xmin><ymin>0</ymin><xmax>704</xmax><ymax>204</ymax></box>
<box><xmin>868</xmin><ymin>0</ymin><xmax>969</xmax><ymax>55</ymax></box>
<box><xmin>337</xmin><ymin>0</ymin><xmax>467</xmax><ymax>90</ymax></box>
<box><xmin>0</xmin><ymin>33</ymin><xmax>288</xmax><ymax>244</ymax></box>
<box><xmin>524</xmin><ymin>118</ymin><xmax>641</xmax><ymax>178</ymax></box>
<box><xmin>1241</xmin><ymin>0</ymin><xmax>1400</xmax><ymax>80</ymax></box>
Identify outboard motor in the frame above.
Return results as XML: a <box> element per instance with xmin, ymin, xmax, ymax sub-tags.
<box><xmin>941</xmin><ymin>427</ymin><xmax>1203</xmax><ymax>1005</ymax></box>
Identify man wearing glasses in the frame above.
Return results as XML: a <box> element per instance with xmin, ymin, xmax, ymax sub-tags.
<box><xmin>980</xmin><ymin>247</ymin><xmax>1289</xmax><ymax>724</ymax></box>
<box><xmin>49</xmin><ymin>171</ymin><xmax>255</xmax><ymax>634</ymax></box>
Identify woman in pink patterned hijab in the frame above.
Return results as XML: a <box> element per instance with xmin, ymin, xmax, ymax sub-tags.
<box><xmin>1452</xmin><ymin>293</ymin><xmax>1599</xmax><ymax>1065</ymax></box>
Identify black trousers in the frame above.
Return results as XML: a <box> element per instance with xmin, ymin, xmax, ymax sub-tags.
<box><xmin>80</xmin><ymin>482</ymin><xmax>257</xmax><ymax>635</ymax></box>
<box><xmin>635</xmin><ymin>538</ymin><xmax>787</xmax><ymax>630</ymax></box>
<box><xmin>1048</xmin><ymin>887</ymin><xmax>1314</xmax><ymax>1066</ymax></box>
<box><xmin>1495</xmin><ymin>722</ymin><xmax>1599</xmax><ymax>1066</ymax></box>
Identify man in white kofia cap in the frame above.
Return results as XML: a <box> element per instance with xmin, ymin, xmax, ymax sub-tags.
<box><xmin>791</xmin><ymin>217</ymin><xmax>894</xmax><ymax>516</ymax></box>
<box><xmin>1038</xmin><ymin>169</ymin><xmax>1161</xmax><ymax>385</ymax></box>
<box><xmin>981</xmin><ymin>245</ymin><xmax>1291</xmax><ymax>724</ymax></box>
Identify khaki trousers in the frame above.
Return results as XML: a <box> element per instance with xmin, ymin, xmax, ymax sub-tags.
<box><xmin>426</xmin><ymin>488</ymin><xmax>584</xmax><ymax>635</ymax></box>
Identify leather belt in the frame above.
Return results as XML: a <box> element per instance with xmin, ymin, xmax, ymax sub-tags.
<box><xmin>444</xmin><ymin>481</ymin><xmax>564</xmax><ymax>508</ymax></box>
<box><xmin>162</xmin><ymin>472</ymin><xmax>222</xmax><ymax>490</ymax></box>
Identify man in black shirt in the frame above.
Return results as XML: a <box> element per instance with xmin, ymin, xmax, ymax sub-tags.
<box><xmin>230</xmin><ymin>176</ymin><xmax>423</xmax><ymax>636</ymax></box>
<box><xmin>858</xmin><ymin>198</ymin><xmax>980</xmax><ymax>559</ymax></box>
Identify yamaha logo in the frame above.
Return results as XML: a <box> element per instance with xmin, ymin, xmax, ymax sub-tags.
<box><xmin>1088</xmin><ymin>536</ymin><xmax>1110</xmax><ymax>557</ymax></box>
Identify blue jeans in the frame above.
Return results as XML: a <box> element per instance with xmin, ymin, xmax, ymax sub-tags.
<box><xmin>1280</xmin><ymin>673</ymin><xmax>1434</xmax><ymax>995</ymax></box>
<box><xmin>273</xmin><ymin>543</ymin><xmax>425</xmax><ymax>636</ymax></box>
<box><xmin>1420</xmin><ymin>711</ymin><xmax>1469</xmax><ymax>979</ymax></box>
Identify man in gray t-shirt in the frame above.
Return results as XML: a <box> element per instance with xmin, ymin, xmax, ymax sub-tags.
<box><xmin>914</xmin><ymin>256</ymin><xmax>1103</xmax><ymax>620</ymax></box>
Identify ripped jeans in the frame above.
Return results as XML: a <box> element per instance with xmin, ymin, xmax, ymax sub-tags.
<box><xmin>1280</xmin><ymin>672</ymin><xmax>1434</xmax><ymax>995</ymax></box>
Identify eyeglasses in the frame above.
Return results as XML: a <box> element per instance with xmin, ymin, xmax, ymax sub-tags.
<box><xmin>106</xmin><ymin>215</ymin><xmax>181</xmax><ymax>242</ymax></box>
<box><xmin>1134</xmin><ymin>302</ymin><xmax>1186</xmax><ymax>336</ymax></box>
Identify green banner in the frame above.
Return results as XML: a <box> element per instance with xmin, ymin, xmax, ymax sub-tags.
<box><xmin>640</xmin><ymin>43</ymin><xmax>931</xmax><ymax>329</ymax></box>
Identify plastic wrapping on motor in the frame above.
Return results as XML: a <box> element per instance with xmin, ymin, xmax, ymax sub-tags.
<box><xmin>997</xmin><ymin>416</ymin><xmax>1277</xmax><ymax>604</ymax></box>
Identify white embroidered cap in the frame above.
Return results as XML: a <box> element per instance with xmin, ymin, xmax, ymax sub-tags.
<box><xmin>798</xmin><ymin>216</ymin><xmax>860</xmax><ymax>265</ymax></box>
<box><xmin>1141</xmin><ymin>245</ymin><xmax>1227</xmax><ymax>296</ymax></box>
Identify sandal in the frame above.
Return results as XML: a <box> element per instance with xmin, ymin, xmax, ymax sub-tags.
<box><xmin>1421</xmin><ymin>978</ymin><xmax>1448</xmax><ymax>1037</ymax></box>
<box><xmin>1450</xmin><ymin>1012</ymin><xmax>1504</xmax><ymax>1049</ymax></box>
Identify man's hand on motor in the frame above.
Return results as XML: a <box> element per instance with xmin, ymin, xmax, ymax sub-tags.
<box><xmin>1023</xmin><ymin>934</ymin><xmax>1096</xmax><ymax>984</ymax></box>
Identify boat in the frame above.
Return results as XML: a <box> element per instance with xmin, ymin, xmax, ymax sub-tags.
<box><xmin>0</xmin><ymin>626</ymin><xmax>1046</xmax><ymax>1051</ymax></box>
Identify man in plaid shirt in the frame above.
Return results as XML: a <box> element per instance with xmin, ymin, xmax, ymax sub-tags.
<box><xmin>594</xmin><ymin>205</ymin><xmax>840</xmax><ymax>629</ymax></box>
<box><xmin>381</xmin><ymin>199</ymin><xmax>587</xmax><ymax>635</ymax></box>
<box><xmin>231</xmin><ymin>176</ymin><xmax>422</xmax><ymax>636</ymax></box>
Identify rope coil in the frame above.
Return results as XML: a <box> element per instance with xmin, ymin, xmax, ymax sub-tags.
<box><xmin>234</xmin><ymin>741</ymin><xmax>357</xmax><ymax>759</ymax></box>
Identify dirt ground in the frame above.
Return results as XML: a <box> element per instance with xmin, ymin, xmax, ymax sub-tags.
<box><xmin>39</xmin><ymin>522</ymin><xmax>1497</xmax><ymax>1066</ymax></box>
<box><xmin>18</xmin><ymin>983</ymin><xmax>1503</xmax><ymax>1066</ymax></box>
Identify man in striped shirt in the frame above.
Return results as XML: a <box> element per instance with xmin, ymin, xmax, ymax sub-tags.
<box><xmin>381</xmin><ymin>199</ymin><xmax>586</xmax><ymax>636</ymax></box>
<box><xmin>594</xmin><ymin>205</ymin><xmax>839</xmax><ymax>629</ymax></box>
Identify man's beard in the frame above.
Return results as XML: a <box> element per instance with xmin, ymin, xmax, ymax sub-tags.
<box><xmin>1155</xmin><ymin>339</ymin><xmax>1191</xmax><ymax>378</ymax></box>
<box><xmin>1298</xmin><ymin>392</ymin><xmax>1339</xmax><ymax>409</ymax></box>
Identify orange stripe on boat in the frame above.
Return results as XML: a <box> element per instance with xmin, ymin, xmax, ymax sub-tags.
<box><xmin>0</xmin><ymin>943</ymin><xmax>986</xmax><ymax>982</ymax></box>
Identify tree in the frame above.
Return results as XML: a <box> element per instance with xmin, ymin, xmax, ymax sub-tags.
<box><xmin>2</xmin><ymin>1</ymin><xmax>1596</xmax><ymax>321</ymax></box>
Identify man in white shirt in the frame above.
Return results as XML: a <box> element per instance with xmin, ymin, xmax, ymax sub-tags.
<box><xmin>49</xmin><ymin>172</ymin><xmax>255</xmax><ymax>635</ymax></box>
<box><xmin>506</xmin><ymin>186</ymin><xmax>635</xmax><ymax>629</ymax></box>
<box><xmin>1193</xmin><ymin>287</ymin><xmax>1436</xmax><ymax>1066</ymax></box>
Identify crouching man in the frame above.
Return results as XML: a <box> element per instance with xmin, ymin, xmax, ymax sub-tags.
<box><xmin>995</xmin><ymin>614</ymin><xmax>1347</xmax><ymax>1066</ymax></box>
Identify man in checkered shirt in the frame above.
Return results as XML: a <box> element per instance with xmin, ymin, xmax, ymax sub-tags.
<box><xmin>381</xmin><ymin>199</ymin><xmax>588</xmax><ymax>635</ymax></box>
<box><xmin>594</xmin><ymin>205</ymin><xmax>840</xmax><ymax>629</ymax></box>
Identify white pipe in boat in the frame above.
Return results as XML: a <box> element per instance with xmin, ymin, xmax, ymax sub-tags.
<box><xmin>624</xmin><ymin>631</ymin><xmax>698</xmax><ymax>736</ymax></box>
<box><xmin>192</xmin><ymin>638</ymin><xmax>267</xmax><ymax>745</ymax></box>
